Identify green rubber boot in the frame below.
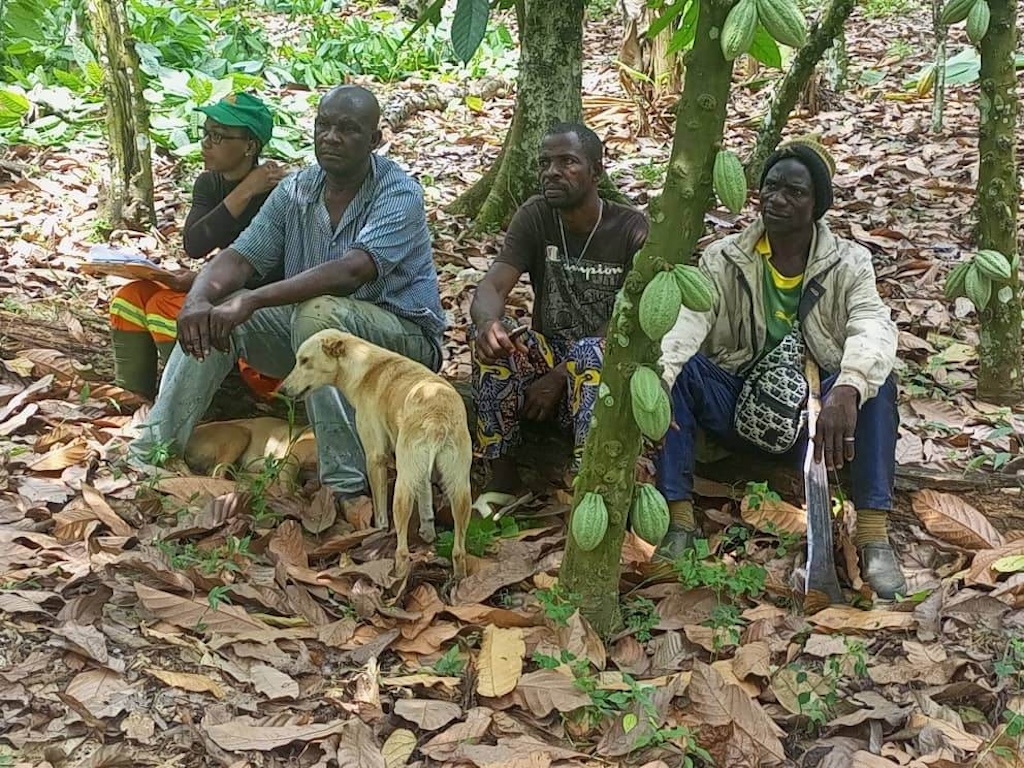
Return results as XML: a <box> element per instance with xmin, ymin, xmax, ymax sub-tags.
<box><xmin>111</xmin><ymin>329</ymin><xmax>158</xmax><ymax>400</ymax></box>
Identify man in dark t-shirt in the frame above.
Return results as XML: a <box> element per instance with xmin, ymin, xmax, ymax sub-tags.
<box><xmin>470</xmin><ymin>123</ymin><xmax>648</xmax><ymax>504</ymax></box>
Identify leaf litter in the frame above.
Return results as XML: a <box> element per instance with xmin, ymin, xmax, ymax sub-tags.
<box><xmin>1</xmin><ymin>2</ymin><xmax>1024</xmax><ymax>767</ymax></box>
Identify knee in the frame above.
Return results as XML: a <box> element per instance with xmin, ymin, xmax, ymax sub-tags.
<box><xmin>292</xmin><ymin>296</ymin><xmax>358</xmax><ymax>345</ymax></box>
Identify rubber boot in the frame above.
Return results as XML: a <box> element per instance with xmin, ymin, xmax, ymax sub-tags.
<box><xmin>856</xmin><ymin>508</ymin><xmax>908</xmax><ymax>600</ymax></box>
<box><xmin>111</xmin><ymin>329</ymin><xmax>158</xmax><ymax>400</ymax></box>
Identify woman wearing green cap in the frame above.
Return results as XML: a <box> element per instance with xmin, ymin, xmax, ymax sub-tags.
<box><xmin>109</xmin><ymin>92</ymin><xmax>287</xmax><ymax>400</ymax></box>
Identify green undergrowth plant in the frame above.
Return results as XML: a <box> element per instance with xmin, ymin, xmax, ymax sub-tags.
<box><xmin>154</xmin><ymin>534</ymin><xmax>255</xmax><ymax>576</ymax></box>
<box><xmin>435</xmin><ymin>514</ymin><xmax>519</xmax><ymax>560</ymax></box>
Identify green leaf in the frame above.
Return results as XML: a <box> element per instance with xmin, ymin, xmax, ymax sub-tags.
<box><xmin>398</xmin><ymin>0</ymin><xmax>446</xmax><ymax>49</ymax></box>
<box><xmin>667</xmin><ymin>0</ymin><xmax>700</xmax><ymax>54</ymax></box>
<box><xmin>0</xmin><ymin>89</ymin><xmax>31</xmax><ymax>128</ymax></box>
<box><xmin>992</xmin><ymin>555</ymin><xmax>1024</xmax><ymax>574</ymax></box>
<box><xmin>465</xmin><ymin>94</ymin><xmax>484</xmax><ymax>112</ymax></box>
<box><xmin>748</xmin><ymin>25</ymin><xmax>782</xmax><ymax>69</ymax></box>
<box><xmin>623</xmin><ymin>713</ymin><xmax>638</xmax><ymax>733</ymax></box>
<box><xmin>648</xmin><ymin>0</ymin><xmax>690</xmax><ymax>38</ymax></box>
<box><xmin>451</xmin><ymin>0</ymin><xmax>490</xmax><ymax>63</ymax></box>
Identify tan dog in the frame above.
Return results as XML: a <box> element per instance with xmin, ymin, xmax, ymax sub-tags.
<box><xmin>280</xmin><ymin>330</ymin><xmax>471</xmax><ymax>580</ymax></box>
<box><xmin>184</xmin><ymin>417</ymin><xmax>317</xmax><ymax>490</ymax></box>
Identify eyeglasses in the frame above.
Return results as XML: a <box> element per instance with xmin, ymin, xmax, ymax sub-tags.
<box><xmin>200</xmin><ymin>128</ymin><xmax>248</xmax><ymax>145</ymax></box>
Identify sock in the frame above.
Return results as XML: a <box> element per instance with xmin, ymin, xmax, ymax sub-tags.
<box><xmin>855</xmin><ymin>508</ymin><xmax>889</xmax><ymax>546</ymax></box>
<box><xmin>669</xmin><ymin>500</ymin><xmax>696</xmax><ymax>530</ymax></box>
<box><xmin>111</xmin><ymin>329</ymin><xmax>158</xmax><ymax>400</ymax></box>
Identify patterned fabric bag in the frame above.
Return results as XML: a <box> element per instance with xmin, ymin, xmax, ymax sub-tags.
<box><xmin>733</xmin><ymin>322</ymin><xmax>808</xmax><ymax>454</ymax></box>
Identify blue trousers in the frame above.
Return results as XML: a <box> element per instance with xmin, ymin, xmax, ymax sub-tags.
<box><xmin>655</xmin><ymin>354</ymin><xmax>899</xmax><ymax>510</ymax></box>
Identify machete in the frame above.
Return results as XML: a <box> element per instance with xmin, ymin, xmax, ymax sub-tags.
<box><xmin>803</xmin><ymin>358</ymin><xmax>844</xmax><ymax>611</ymax></box>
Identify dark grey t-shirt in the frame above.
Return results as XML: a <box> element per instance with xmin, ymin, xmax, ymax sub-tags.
<box><xmin>496</xmin><ymin>195</ymin><xmax>648</xmax><ymax>341</ymax></box>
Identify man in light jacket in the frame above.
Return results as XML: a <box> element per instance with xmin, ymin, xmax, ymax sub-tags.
<box><xmin>656</xmin><ymin>137</ymin><xmax>906</xmax><ymax>600</ymax></box>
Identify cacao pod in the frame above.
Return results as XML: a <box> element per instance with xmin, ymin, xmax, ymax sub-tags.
<box><xmin>630</xmin><ymin>483</ymin><xmax>670</xmax><ymax>547</ymax></box>
<box><xmin>964</xmin><ymin>264</ymin><xmax>992</xmax><ymax>310</ymax></box>
<box><xmin>713</xmin><ymin>150</ymin><xmax>748</xmax><ymax>213</ymax></box>
<box><xmin>630</xmin><ymin>365</ymin><xmax>663</xmax><ymax>414</ymax></box>
<box><xmin>966</xmin><ymin>0</ymin><xmax>990</xmax><ymax>42</ymax></box>
<box><xmin>940</xmin><ymin>0</ymin><xmax>975</xmax><ymax>24</ymax></box>
<box><xmin>943</xmin><ymin>261</ymin><xmax>971</xmax><ymax>300</ymax></box>
<box><xmin>639</xmin><ymin>271</ymin><xmax>683</xmax><ymax>341</ymax></box>
<box><xmin>974</xmin><ymin>249</ymin><xmax>1012</xmax><ymax>281</ymax></box>
<box><xmin>721</xmin><ymin>0</ymin><xmax>759</xmax><ymax>60</ymax></box>
<box><xmin>673</xmin><ymin>264</ymin><xmax>716</xmax><ymax>312</ymax></box>
<box><xmin>756</xmin><ymin>0</ymin><xmax>807</xmax><ymax>48</ymax></box>
<box><xmin>631</xmin><ymin>377</ymin><xmax>672</xmax><ymax>441</ymax></box>
<box><xmin>916</xmin><ymin>65</ymin><xmax>936</xmax><ymax>98</ymax></box>
<box><xmin>571</xmin><ymin>491</ymin><xmax>608</xmax><ymax>552</ymax></box>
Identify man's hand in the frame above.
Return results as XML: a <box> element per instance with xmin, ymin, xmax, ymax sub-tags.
<box><xmin>177</xmin><ymin>298</ymin><xmax>215</xmax><ymax>361</ymax></box>
<box><xmin>240</xmin><ymin>161</ymin><xmax>288</xmax><ymax>196</ymax></box>
<box><xmin>208</xmin><ymin>291</ymin><xmax>256</xmax><ymax>353</ymax></box>
<box><xmin>475</xmin><ymin>319</ymin><xmax>526</xmax><ymax>363</ymax></box>
<box><xmin>523</xmin><ymin>367</ymin><xmax>566</xmax><ymax>422</ymax></box>
<box><xmin>814</xmin><ymin>384</ymin><xmax>859</xmax><ymax>470</ymax></box>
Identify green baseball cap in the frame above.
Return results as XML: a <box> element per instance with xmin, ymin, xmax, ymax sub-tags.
<box><xmin>198</xmin><ymin>92</ymin><xmax>274</xmax><ymax>146</ymax></box>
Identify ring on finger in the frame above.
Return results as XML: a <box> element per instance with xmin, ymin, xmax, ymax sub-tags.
<box><xmin>843</xmin><ymin>437</ymin><xmax>856</xmax><ymax>443</ymax></box>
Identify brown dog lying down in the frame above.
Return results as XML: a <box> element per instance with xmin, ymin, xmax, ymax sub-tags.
<box><xmin>280</xmin><ymin>329</ymin><xmax>471</xmax><ymax>580</ymax></box>
<box><xmin>184</xmin><ymin>417</ymin><xmax>317</xmax><ymax>490</ymax></box>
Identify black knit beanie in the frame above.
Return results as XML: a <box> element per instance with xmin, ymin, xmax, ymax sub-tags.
<box><xmin>759</xmin><ymin>137</ymin><xmax>836</xmax><ymax>220</ymax></box>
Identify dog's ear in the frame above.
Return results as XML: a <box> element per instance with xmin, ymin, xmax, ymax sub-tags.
<box><xmin>321</xmin><ymin>335</ymin><xmax>346</xmax><ymax>359</ymax></box>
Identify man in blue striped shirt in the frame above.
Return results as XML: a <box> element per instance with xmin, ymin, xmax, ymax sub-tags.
<box><xmin>130</xmin><ymin>85</ymin><xmax>446</xmax><ymax>500</ymax></box>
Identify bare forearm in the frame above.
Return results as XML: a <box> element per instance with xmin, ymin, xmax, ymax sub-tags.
<box><xmin>187</xmin><ymin>249</ymin><xmax>253</xmax><ymax>306</ymax></box>
<box><xmin>470</xmin><ymin>283</ymin><xmax>507</xmax><ymax>328</ymax></box>
<box><xmin>246</xmin><ymin>258</ymin><xmax>372</xmax><ymax>311</ymax></box>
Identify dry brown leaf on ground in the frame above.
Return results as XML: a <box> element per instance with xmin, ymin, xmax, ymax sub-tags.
<box><xmin>64</xmin><ymin>668</ymin><xmax>135</xmax><ymax>719</ymax></box>
<box><xmin>81</xmin><ymin>483</ymin><xmax>133</xmax><ymax>537</ymax></box>
<box><xmin>248</xmin><ymin>663</ymin><xmax>299</xmax><ymax>700</ymax></box>
<box><xmin>965</xmin><ymin>539</ymin><xmax>1024</xmax><ymax>587</ymax></box>
<box><xmin>134</xmin><ymin>583</ymin><xmax>268</xmax><ymax>634</ymax></box>
<box><xmin>771</xmin><ymin>666</ymin><xmax>832</xmax><ymax>716</ymax></box>
<box><xmin>418</xmin><ymin>706</ymin><xmax>494</xmax><ymax>762</ymax></box>
<box><xmin>301</xmin><ymin>485</ymin><xmax>336</xmax><ymax>534</ymax></box>
<box><xmin>381</xmin><ymin>728</ymin><xmax>416</xmax><ymax>768</ymax></box>
<box><xmin>911</xmin><ymin>489</ymin><xmax>1005</xmax><ymax>550</ymax></box>
<box><xmin>513</xmin><ymin>668</ymin><xmax>591</xmax><ymax>717</ymax></box>
<box><xmin>393</xmin><ymin>698</ymin><xmax>462</xmax><ymax>731</ymax></box>
<box><xmin>732</xmin><ymin>640</ymin><xmax>772</xmax><ymax>680</ymax></box>
<box><xmin>27</xmin><ymin>438</ymin><xmax>92</xmax><ymax>471</ymax></box>
<box><xmin>392</xmin><ymin>621</ymin><xmax>461</xmax><ymax>655</ymax></box>
<box><xmin>808</xmin><ymin>606</ymin><xmax>917</xmax><ymax>633</ymax></box>
<box><xmin>267</xmin><ymin>519</ymin><xmax>309</xmax><ymax>569</ymax></box>
<box><xmin>740</xmin><ymin>496</ymin><xmax>807</xmax><ymax>535</ymax></box>
<box><xmin>50</xmin><ymin>622</ymin><xmax>121</xmax><ymax>670</ymax></box>
<box><xmin>380</xmin><ymin>672</ymin><xmax>463</xmax><ymax>691</ymax></box>
<box><xmin>448</xmin><ymin>736</ymin><xmax>584</xmax><ymax>766</ymax></box>
<box><xmin>203</xmin><ymin>717</ymin><xmax>351</xmax><ymax>752</ymax></box>
<box><xmin>687</xmin><ymin>661</ymin><xmax>785</xmax><ymax>765</ymax></box>
<box><xmin>444</xmin><ymin>601</ymin><xmax>541</xmax><ymax>628</ymax></box>
<box><xmin>145</xmin><ymin>668</ymin><xmax>225</xmax><ymax>698</ymax></box>
<box><xmin>333</xmin><ymin>718</ymin><xmax>386</xmax><ymax>768</ymax></box>
<box><xmin>477</xmin><ymin>624</ymin><xmax>526</xmax><ymax>698</ymax></box>
<box><xmin>154</xmin><ymin>476</ymin><xmax>238</xmax><ymax>501</ymax></box>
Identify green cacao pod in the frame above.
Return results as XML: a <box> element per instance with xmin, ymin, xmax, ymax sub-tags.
<box><xmin>630</xmin><ymin>483</ymin><xmax>670</xmax><ymax>547</ymax></box>
<box><xmin>639</xmin><ymin>270</ymin><xmax>683</xmax><ymax>341</ymax></box>
<box><xmin>721</xmin><ymin>0</ymin><xmax>759</xmax><ymax>60</ymax></box>
<box><xmin>571</xmin><ymin>491</ymin><xmax>608</xmax><ymax>552</ymax></box>
<box><xmin>630</xmin><ymin>365</ymin><xmax>663</xmax><ymax>414</ymax></box>
<box><xmin>756</xmin><ymin>0</ymin><xmax>807</xmax><ymax>48</ymax></box>
<box><xmin>631</xmin><ymin>375</ymin><xmax>672</xmax><ymax>441</ymax></box>
<box><xmin>673</xmin><ymin>264</ymin><xmax>716</xmax><ymax>312</ymax></box>
<box><xmin>713</xmin><ymin>150</ymin><xmax>748</xmax><ymax>213</ymax></box>
<box><xmin>940</xmin><ymin>0</ymin><xmax>976</xmax><ymax>24</ymax></box>
<box><xmin>943</xmin><ymin>261</ymin><xmax>971</xmax><ymax>300</ymax></box>
<box><xmin>966</xmin><ymin>0</ymin><xmax>990</xmax><ymax>42</ymax></box>
<box><xmin>965</xmin><ymin>264</ymin><xmax>992</xmax><ymax>310</ymax></box>
<box><xmin>974</xmin><ymin>249</ymin><xmax>1012</xmax><ymax>281</ymax></box>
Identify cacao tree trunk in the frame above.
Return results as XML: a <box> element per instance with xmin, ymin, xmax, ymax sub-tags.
<box><xmin>559</xmin><ymin>0</ymin><xmax>737</xmax><ymax>636</ymax></box>
<box><xmin>89</xmin><ymin>0</ymin><xmax>156</xmax><ymax>230</ymax></box>
<box><xmin>975</xmin><ymin>0</ymin><xmax>1021</xmax><ymax>404</ymax></box>
<box><xmin>930</xmin><ymin>0</ymin><xmax>947</xmax><ymax>132</ymax></box>
<box><xmin>744</xmin><ymin>0</ymin><xmax>856</xmax><ymax>185</ymax></box>
<box><xmin>449</xmin><ymin>0</ymin><xmax>584</xmax><ymax>230</ymax></box>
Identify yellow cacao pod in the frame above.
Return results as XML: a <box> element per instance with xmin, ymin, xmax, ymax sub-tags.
<box><xmin>966</xmin><ymin>0</ymin><xmax>990</xmax><ymax>43</ymax></box>
<box><xmin>943</xmin><ymin>261</ymin><xmax>971</xmax><ymax>300</ymax></box>
<box><xmin>940</xmin><ymin>0</ymin><xmax>976</xmax><ymax>25</ymax></box>
<box><xmin>631</xmin><ymin>373</ymin><xmax>672</xmax><ymax>441</ymax></box>
<box><xmin>713</xmin><ymin>149</ymin><xmax>748</xmax><ymax>214</ymax></box>
<box><xmin>756</xmin><ymin>0</ymin><xmax>807</xmax><ymax>48</ymax></box>
<box><xmin>916</xmin><ymin>65</ymin><xmax>936</xmax><ymax>98</ymax></box>
<box><xmin>721</xmin><ymin>0</ymin><xmax>759</xmax><ymax>60</ymax></box>
<box><xmin>974</xmin><ymin>249</ymin><xmax>1012</xmax><ymax>281</ymax></box>
<box><xmin>630</xmin><ymin>483</ymin><xmax>670</xmax><ymax>547</ymax></box>
<box><xmin>571</xmin><ymin>491</ymin><xmax>608</xmax><ymax>552</ymax></box>
<box><xmin>639</xmin><ymin>270</ymin><xmax>683</xmax><ymax>341</ymax></box>
<box><xmin>965</xmin><ymin>264</ymin><xmax>992</xmax><ymax>310</ymax></box>
<box><xmin>673</xmin><ymin>264</ymin><xmax>716</xmax><ymax>312</ymax></box>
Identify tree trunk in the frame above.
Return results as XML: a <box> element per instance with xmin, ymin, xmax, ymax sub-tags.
<box><xmin>975</xmin><ymin>0</ymin><xmax>1022</xmax><ymax>404</ymax></box>
<box><xmin>559</xmin><ymin>0</ymin><xmax>736</xmax><ymax>637</ymax></box>
<box><xmin>744</xmin><ymin>0</ymin><xmax>857</xmax><ymax>185</ymax></box>
<box><xmin>89</xmin><ymin>0</ymin><xmax>155</xmax><ymax>231</ymax></box>
<box><xmin>930</xmin><ymin>0</ymin><xmax>947</xmax><ymax>132</ymax></box>
<box><xmin>449</xmin><ymin>0</ymin><xmax>584</xmax><ymax>230</ymax></box>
